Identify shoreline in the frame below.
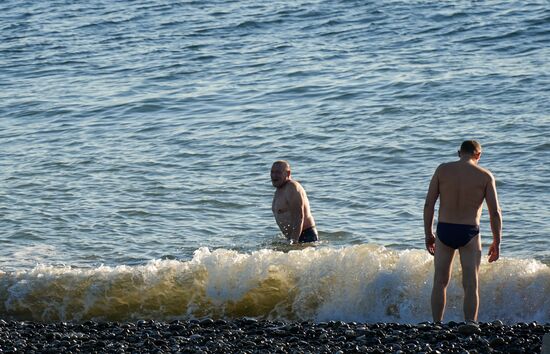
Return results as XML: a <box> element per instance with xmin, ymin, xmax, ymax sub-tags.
<box><xmin>0</xmin><ymin>319</ymin><xmax>548</xmax><ymax>353</ymax></box>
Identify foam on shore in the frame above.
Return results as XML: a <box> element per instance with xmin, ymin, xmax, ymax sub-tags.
<box><xmin>0</xmin><ymin>245</ymin><xmax>548</xmax><ymax>323</ymax></box>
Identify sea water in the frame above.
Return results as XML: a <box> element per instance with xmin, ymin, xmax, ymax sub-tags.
<box><xmin>0</xmin><ymin>0</ymin><xmax>548</xmax><ymax>323</ymax></box>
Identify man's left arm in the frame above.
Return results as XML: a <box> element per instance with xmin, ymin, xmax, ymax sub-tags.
<box><xmin>287</xmin><ymin>185</ymin><xmax>305</xmax><ymax>244</ymax></box>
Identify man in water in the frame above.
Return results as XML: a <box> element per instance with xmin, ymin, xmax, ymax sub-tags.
<box><xmin>271</xmin><ymin>160</ymin><xmax>318</xmax><ymax>244</ymax></box>
<box><xmin>424</xmin><ymin>140</ymin><xmax>502</xmax><ymax>322</ymax></box>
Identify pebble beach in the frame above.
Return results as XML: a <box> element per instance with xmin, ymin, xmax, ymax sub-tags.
<box><xmin>2</xmin><ymin>2</ymin><xmax>550</xmax><ymax>353</ymax></box>
<box><xmin>0</xmin><ymin>319</ymin><xmax>548</xmax><ymax>353</ymax></box>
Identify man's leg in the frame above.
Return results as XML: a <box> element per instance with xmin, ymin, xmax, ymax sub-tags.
<box><xmin>431</xmin><ymin>238</ymin><xmax>455</xmax><ymax>322</ymax></box>
<box><xmin>459</xmin><ymin>235</ymin><xmax>482</xmax><ymax>321</ymax></box>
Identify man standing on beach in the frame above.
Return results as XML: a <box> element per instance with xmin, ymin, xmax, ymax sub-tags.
<box><xmin>271</xmin><ymin>160</ymin><xmax>318</xmax><ymax>244</ymax></box>
<box><xmin>424</xmin><ymin>140</ymin><xmax>502</xmax><ymax>322</ymax></box>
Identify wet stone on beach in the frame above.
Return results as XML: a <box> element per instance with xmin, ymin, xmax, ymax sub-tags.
<box><xmin>0</xmin><ymin>319</ymin><xmax>547</xmax><ymax>353</ymax></box>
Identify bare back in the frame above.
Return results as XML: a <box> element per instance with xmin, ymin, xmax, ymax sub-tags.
<box><xmin>436</xmin><ymin>161</ymin><xmax>493</xmax><ymax>225</ymax></box>
<box><xmin>425</xmin><ymin>142</ymin><xmax>503</xmax><ymax>322</ymax></box>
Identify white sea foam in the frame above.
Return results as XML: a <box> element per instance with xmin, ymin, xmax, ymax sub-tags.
<box><xmin>0</xmin><ymin>245</ymin><xmax>548</xmax><ymax>323</ymax></box>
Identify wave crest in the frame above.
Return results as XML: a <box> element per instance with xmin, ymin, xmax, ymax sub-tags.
<box><xmin>0</xmin><ymin>245</ymin><xmax>548</xmax><ymax>323</ymax></box>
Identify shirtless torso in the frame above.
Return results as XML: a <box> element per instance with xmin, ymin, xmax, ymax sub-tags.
<box><xmin>424</xmin><ymin>141</ymin><xmax>502</xmax><ymax>322</ymax></box>
<box><xmin>435</xmin><ymin>160</ymin><xmax>494</xmax><ymax>226</ymax></box>
<box><xmin>424</xmin><ymin>157</ymin><xmax>501</xmax><ymax>252</ymax></box>
<box><xmin>271</xmin><ymin>161</ymin><xmax>316</xmax><ymax>243</ymax></box>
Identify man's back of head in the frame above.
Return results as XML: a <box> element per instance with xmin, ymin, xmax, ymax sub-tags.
<box><xmin>460</xmin><ymin>140</ymin><xmax>482</xmax><ymax>155</ymax></box>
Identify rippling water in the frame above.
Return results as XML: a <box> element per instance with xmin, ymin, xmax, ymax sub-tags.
<box><xmin>0</xmin><ymin>0</ymin><xmax>548</xmax><ymax>322</ymax></box>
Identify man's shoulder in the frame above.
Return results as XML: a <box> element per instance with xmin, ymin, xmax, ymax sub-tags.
<box><xmin>476</xmin><ymin>165</ymin><xmax>495</xmax><ymax>180</ymax></box>
<box><xmin>286</xmin><ymin>179</ymin><xmax>303</xmax><ymax>190</ymax></box>
<box><xmin>438</xmin><ymin>161</ymin><xmax>493</xmax><ymax>175</ymax></box>
<box><xmin>435</xmin><ymin>161</ymin><xmax>455</xmax><ymax>173</ymax></box>
<box><xmin>283</xmin><ymin>180</ymin><xmax>306</xmax><ymax>195</ymax></box>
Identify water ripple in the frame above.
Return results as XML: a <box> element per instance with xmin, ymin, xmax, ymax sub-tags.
<box><xmin>0</xmin><ymin>0</ymin><xmax>548</xmax><ymax>269</ymax></box>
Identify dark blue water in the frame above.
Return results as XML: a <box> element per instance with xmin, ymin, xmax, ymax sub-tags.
<box><xmin>0</xmin><ymin>0</ymin><xmax>548</xmax><ymax>323</ymax></box>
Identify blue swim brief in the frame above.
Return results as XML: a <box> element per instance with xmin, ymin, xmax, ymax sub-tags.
<box><xmin>299</xmin><ymin>227</ymin><xmax>319</xmax><ymax>243</ymax></box>
<box><xmin>436</xmin><ymin>222</ymin><xmax>479</xmax><ymax>249</ymax></box>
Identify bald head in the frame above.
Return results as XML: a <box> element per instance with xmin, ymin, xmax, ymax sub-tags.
<box><xmin>272</xmin><ymin>160</ymin><xmax>290</xmax><ymax>171</ymax></box>
<box><xmin>271</xmin><ymin>160</ymin><xmax>291</xmax><ymax>188</ymax></box>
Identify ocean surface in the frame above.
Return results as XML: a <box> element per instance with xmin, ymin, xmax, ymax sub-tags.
<box><xmin>1</xmin><ymin>0</ymin><xmax>548</xmax><ymax>323</ymax></box>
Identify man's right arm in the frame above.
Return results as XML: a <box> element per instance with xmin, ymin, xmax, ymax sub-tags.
<box><xmin>423</xmin><ymin>166</ymin><xmax>440</xmax><ymax>255</ymax></box>
<box><xmin>485</xmin><ymin>173</ymin><xmax>502</xmax><ymax>262</ymax></box>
